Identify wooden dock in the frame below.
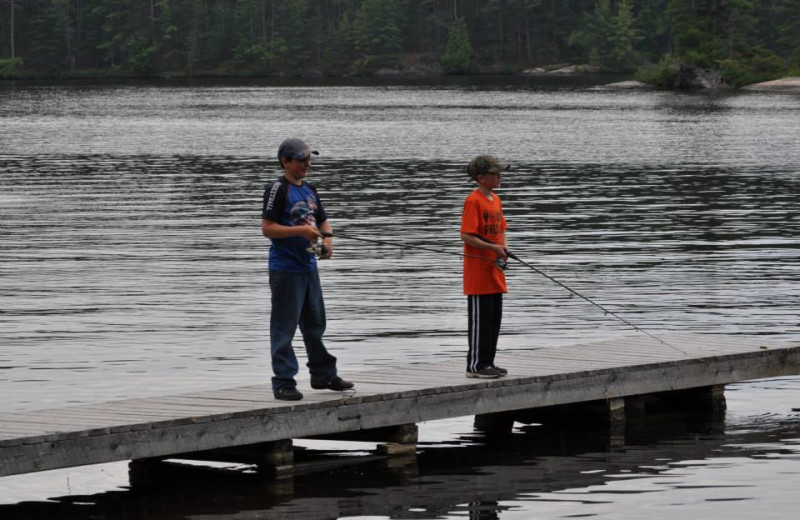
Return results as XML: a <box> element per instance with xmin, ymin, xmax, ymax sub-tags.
<box><xmin>1</xmin><ymin>333</ymin><xmax>798</xmax><ymax>478</ymax></box>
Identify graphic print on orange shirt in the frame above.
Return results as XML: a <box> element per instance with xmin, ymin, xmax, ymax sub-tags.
<box><xmin>460</xmin><ymin>190</ymin><xmax>507</xmax><ymax>295</ymax></box>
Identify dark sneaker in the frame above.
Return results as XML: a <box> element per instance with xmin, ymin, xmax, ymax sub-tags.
<box><xmin>466</xmin><ymin>367</ymin><xmax>502</xmax><ymax>379</ymax></box>
<box><xmin>311</xmin><ymin>376</ymin><xmax>355</xmax><ymax>391</ymax></box>
<box><xmin>274</xmin><ymin>386</ymin><xmax>303</xmax><ymax>401</ymax></box>
<box><xmin>493</xmin><ymin>366</ymin><xmax>508</xmax><ymax>376</ymax></box>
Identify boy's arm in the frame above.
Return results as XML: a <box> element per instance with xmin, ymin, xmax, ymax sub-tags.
<box><xmin>318</xmin><ymin>220</ymin><xmax>333</xmax><ymax>259</ymax></box>
<box><xmin>262</xmin><ymin>219</ymin><xmax>322</xmax><ymax>242</ymax></box>
<box><xmin>262</xmin><ymin>181</ymin><xmax>322</xmax><ymax>240</ymax></box>
<box><xmin>461</xmin><ymin>232</ymin><xmax>507</xmax><ymax>259</ymax></box>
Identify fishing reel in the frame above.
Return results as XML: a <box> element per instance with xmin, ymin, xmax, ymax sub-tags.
<box><xmin>495</xmin><ymin>258</ymin><xmax>509</xmax><ymax>271</ymax></box>
<box><xmin>306</xmin><ymin>240</ymin><xmax>330</xmax><ymax>259</ymax></box>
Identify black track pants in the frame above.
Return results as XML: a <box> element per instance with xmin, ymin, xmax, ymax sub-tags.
<box><xmin>467</xmin><ymin>293</ymin><xmax>503</xmax><ymax>372</ymax></box>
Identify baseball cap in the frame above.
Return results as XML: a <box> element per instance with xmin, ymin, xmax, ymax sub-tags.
<box><xmin>278</xmin><ymin>138</ymin><xmax>319</xmax><ymax>161</ymax></box>
<box><xmin>467</xmin><ymin>155</ymin><xmax>511</xmax><ymax>179</ymax></box>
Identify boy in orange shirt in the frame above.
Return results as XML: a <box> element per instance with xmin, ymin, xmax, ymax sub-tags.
<box><xmin>460</xmin><ymin>155</ymin><xmax>510</xmax><ymax>379</ymax></box>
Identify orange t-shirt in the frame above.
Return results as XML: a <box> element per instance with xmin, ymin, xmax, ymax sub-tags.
<box><xmin>461</xmin><ymin>189</ymin><xmax>507</xmax><ymax>295</ymax></box>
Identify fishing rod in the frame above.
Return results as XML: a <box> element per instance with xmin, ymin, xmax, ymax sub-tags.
<box><xmin>498</xmin><ymin>246</ymin><xmax>680</xmax><ymax>351</ymax></box>
<box><xmin>321</xmin><ymin>230</ymin><xmax>683</xmax><ymax>353</ymax></box>
<box><xmin>318</xmin><ymin>230</ymin><xmax>509</xmax><ymax>269</ymax></box>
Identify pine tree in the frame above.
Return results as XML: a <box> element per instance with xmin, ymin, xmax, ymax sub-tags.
<box><xmin>636</xmin><ymin>0</ymin><xmax>669</xmax><ymax>63</ymax></box>
<box><xmin>441</xmin><ymin>16</ymin><xmax>471</xmax><ymax>73</ymax></box>
<box><xmin>280</xmin><ymin>0</ymin><xmax>312</xmax><ymax>66</ymax></box>
<box><xmin>568</xmin><ymin>0</ymin><xmax>640</xmax><ymax>70</ymax></box>
<box><xmin>723</xmin><ymin>0</ymin><xmax>758</xmax><ymax>58</ymax></box>
<box><xmin>776</xmin><ymin>0</ymin><xmax>800</xmax><ymax>65</ymax></box>
<box><xmin>353</xmin><ymin>0</ymin><xmax>403</xmax><ymax>61</ymax></box>
<box><xmin>608</xmin><ymin>0</ymin><xmax>640</xmax><ymax>68</ymax></box>
<box><xmin>28</xmin><ymin>0</ymin><xmax>73</xmax><ymax>71</ymax></box>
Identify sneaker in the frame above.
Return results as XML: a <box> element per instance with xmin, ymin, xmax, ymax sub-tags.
<box><xmin>466</xmin><ymin>367</ymin><xmax>502</xmax><ymax>379</ymax></box>
<box><xmin>274</xmin><ymin>386</ymin><xmax>303</xmax><ymax>401</ymax></box>
<box><xmin>311</xmin><ymin>376</ymin><xmax>355</xmax><ymax>391</ymax></box>
<box><xmin>493</xmin><ymin>366</ymin><xmax>508</xmax><ymax>376</ymax></box>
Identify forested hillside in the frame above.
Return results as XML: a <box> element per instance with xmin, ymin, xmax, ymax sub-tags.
<box><xmin>1</xmin><ymin>1</ymin><xmax>798</xmax><ymax>86</ymax></box>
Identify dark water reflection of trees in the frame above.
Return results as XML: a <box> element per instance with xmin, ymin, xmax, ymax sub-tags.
<box><xmin>2</xmin><ymin>410</ymin><xmax>797</xmax><ymax>520</ymax></box>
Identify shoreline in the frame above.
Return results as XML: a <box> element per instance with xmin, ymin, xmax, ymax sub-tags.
<box><xmin>3</xmin><ymin>69</ymin><xmax>798</xmax><ymax>94</ymax></box>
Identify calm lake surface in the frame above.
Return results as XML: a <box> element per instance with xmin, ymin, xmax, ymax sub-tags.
<box><xmin>0</xmin><ymin>76</ymin><xmax>798</xmax><ymax>518</ymax></box>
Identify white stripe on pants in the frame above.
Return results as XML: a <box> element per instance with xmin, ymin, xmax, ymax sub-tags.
<box><xmin>467</xmin><ymin>293</ymin><xmax>502</xmax><ymax>372</ymax></box>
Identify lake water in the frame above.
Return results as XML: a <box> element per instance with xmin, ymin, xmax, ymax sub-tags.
<box><xmin>0</xmin><ymin>77</ymin><xmax>798</xmax><ymax>518</ymax></box>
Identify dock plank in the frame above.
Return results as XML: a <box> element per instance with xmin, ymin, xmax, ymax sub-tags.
<box><xmin>1</xmin><ymin>333</ymin><xmax>797</xmax><ymax>477</ymax></box>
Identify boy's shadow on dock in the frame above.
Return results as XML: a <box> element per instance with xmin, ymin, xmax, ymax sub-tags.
<box><xmin>1</xmin><ymin>409</ymin><xmax>796</xmax><ymax>520</ymax></box>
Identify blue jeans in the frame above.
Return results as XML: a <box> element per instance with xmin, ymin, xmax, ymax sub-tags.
<box><xmin>269</xmin><ymin>269</ymin><xmax>337</xmax><ymax>391</ymax></box>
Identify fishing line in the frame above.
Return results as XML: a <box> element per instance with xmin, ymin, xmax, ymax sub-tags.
<box><xmin>320</xmin><ymin>231</ymin><xmax>508</xmax><ymax>268</ymax></box>
<box><xmin>500</xmin><ymin>249</ymin><xmax>681</xmax><ymax>352</ymax></box>
<box><xmin>322</xmin><ymin>230</ymin><xmax>684</xmax><ymax>354</ymax></box>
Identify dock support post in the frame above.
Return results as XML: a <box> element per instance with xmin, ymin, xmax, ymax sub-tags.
<box><xmin>257</xmin><ymin>439</ymin><xmax>295</xmax><ymax>469</ymax></box>
<box><xmin>607</xmin><ymin>397</ymin><xmax>626</xmax><ymax>422</ymax></box>
<box><xmin>375</xmin><ymin>424</ymin><xmax>419</xmax><ymax>456</ymax></box>
<box><xmin>308</xmin><ymin>424</ymin><xmax>419</xmax><ymax>477</ymax></box>
<box><xmin>474</xmin><ymin>411</ymin><xmax>516</xmax><ymax>435</ymax></box>
<box><xmin>630</xmin><ymin>385</ymin><xmax>727</xmax><ymax>415</ymax></box>
<box><xmin>512</xmin><ymin>397</ymin><xmax>626</xmax><ymax>426</ymax></box>
<box><xmin>136</xmin><ymin>439</ymin><xmax>295</xmax><ymax>469</ymax></box>
<box><xmin>473</xmin><ymin>399</ymin><xmax>628</xmax><ymax>445</ymax></box>
<box><xmin>606</xmin><ymin>397</ymin><xmax>626</xmax><ymax>447</ymax></box>
<box><xmin>310</xmin><ymin>424</ymin><xmax>419</xmax><ymax>456</ymax></box>
<box><xmin>684</xmin><ymin>385</ymin><xmax>727</xmax><ymax>414</ymax></box>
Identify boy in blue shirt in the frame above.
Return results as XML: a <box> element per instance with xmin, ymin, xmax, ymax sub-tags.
<box><xmin>261</xmin><ymin>138</ymin><xmax>354</xmax><ymax>401</ymax></box>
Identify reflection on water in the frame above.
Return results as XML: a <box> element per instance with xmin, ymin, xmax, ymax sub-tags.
<box><xmin>1</xmin><ymin>78</ymin><xmax>799</xmax><ymax>166</ymax></box>
<box><xmin>0</xmin><ymin>80</ymin><xmax>799</xmax><ymax>517</ymax></box>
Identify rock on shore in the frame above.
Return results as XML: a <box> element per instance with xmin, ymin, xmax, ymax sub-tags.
<box><xmin>741</xmin><ymin>77</ymin><xmax>800</xmax><ymax>92</ymax></box>
<box><xmin>521</xmin><ymin>64</ymin><xmax>602</xmax><ymax>75</ymax></box>
<box><xmin>673</xmin><ymin>64</ymin><xmax>724</xmax><ymax>89</ymax></box>
<box><xmin>591</xmin><ymin>80</ymin><xmax>655</xmax><ymax>90</ymax></box>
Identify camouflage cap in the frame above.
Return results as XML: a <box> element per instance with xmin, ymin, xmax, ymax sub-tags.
<box><xmin>467</xmin><ymin>155</ymin><xmax>511</xmax><ymax>179</ymax></box>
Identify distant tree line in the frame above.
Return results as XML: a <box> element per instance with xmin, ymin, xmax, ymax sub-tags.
<box><xmin>1</xmin><ymin>1</ymin><xmax>798</xmax><ymax>86</ymax></box>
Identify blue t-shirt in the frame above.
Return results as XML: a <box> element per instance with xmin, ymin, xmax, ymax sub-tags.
<box><xmin>262</xmin><ymin>177</ymin><xmax>328</xmax><ymax>273</ymax></box>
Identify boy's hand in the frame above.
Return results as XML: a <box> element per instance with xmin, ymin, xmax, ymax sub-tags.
<box><xmin>296</xmin><ymin>225</ymin><xmax>323</xmax><ymax>242</ymax></box>
<box><xmin>492</xmin><ymin>244</ymin><xmax>508</xmax><ymax>260</ymax></box>
<box><xmin>319</xmin><ymin>238</ymin><xmax>333</xmax><ymax>260</ymax></box>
